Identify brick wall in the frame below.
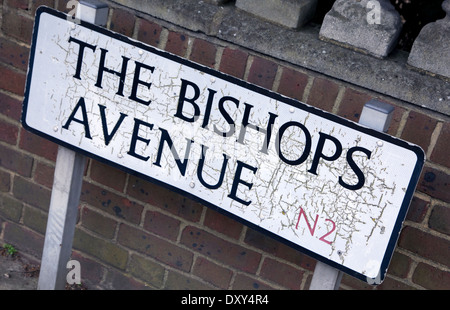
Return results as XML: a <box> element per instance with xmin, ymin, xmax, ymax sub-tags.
<box><xmin>0</xmin><ymin>0</ymin><xmax>449</xmax><ymax>290</ymax></box>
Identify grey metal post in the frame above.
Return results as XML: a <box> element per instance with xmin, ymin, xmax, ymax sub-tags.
<box><xmin>37</xmin><ymin>0</ymin><xmax>108</xmax><ymax>290</ymax></box>
<box><xmin>309</xmin><ymin>262</ymin><xmax>343</xmax><ymax>290</ymax></box>
<box><xmin>38</xmin><ymin>147</ymin><xmax>86</xmax><ymax>290</ymax></box>
<box><xmin>309</xmin><ymin>99</ymin><xmax>394</xmax><ymax>290</ymax></box>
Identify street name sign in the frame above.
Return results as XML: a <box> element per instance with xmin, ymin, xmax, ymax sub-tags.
<box><xmin>23</xmin><ymin>7</ymin><xmax>424</xmax><ymax>284</ymax></box>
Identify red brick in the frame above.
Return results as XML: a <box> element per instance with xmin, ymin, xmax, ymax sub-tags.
<box><xmin>165</xmin><ymin>270</ymin><xmax>212</xmax><ymax>290</ymax></box>
<box><xmin>385</xmin><ymin>104</ymin><xmax>406</xmax><ymax>136</ymax></box>
<box><xmin>89</xmin><ymin>160</ymin><xmax>127</xmax><ymax>192</ymax></box>
<box><xmin>401</xmin><ymin>111</ymin><xmax>438</xmax><ymax>153</ymax></box>
<box><xmin>0</xmin><ymin>170</ymin><xmax>11</xmax><ymax>192</ymax></box>
<box><xmin>412</xmin><ymin>262</ymin><xmax>450</xmax><ymax>290</ymax></box>
<box><xmin>137</xmin><ymin>19</ymin><xmax>162</xmax><ymax>47</ymax></box>
<box><xmin>338</xmin><ymin>88</ymin><xmax>372</xmax><ymax>122</ymax></box>
<box><xmin>193</xmin><ymin>256</ymin><xmax>233</xmax><ymax>289</ymax></box>
<box><xmin>0</xmin><ymin>118</ymin><xmax>19</xmax><ymax>145</ymax></box>
<box><xmin>387</xmin><ymin>252</ymin><xmax>412</xmax><ymax>279</ymax></box>
<box><xmin>33</xmin><ymin>160</ymin><xmax>55</xmax><ymax>188</ymax></box>
<box><xmin>1</xmin><ymin>11</ymin><xmax>33</xmax><ymax>43</ymax></box>
<box><xmin>0</xmin><ymin>92</ymin><xmax>22</xmax><ymax>121</ymax></box>
<box><xmin>128</xmin><ymin>254</ymin><xmax>165</xmax><ymax>288</ymax></box>
<box><xmin>31</xmin><ymin>0</ymin><xmax>55</xmax><ymax>15</ymax></box>
<box><xmin>0</xmin><ymin>192</ymin><xmax>23</xmax><ymax>222</ymax></box>
<box><xmin>277</xmin><ymin>67</ymin><xmax>309</xmax><ymax>102</ymax></box>
<box><xmin>0</xmin><ymin>37</ymin><xmax>30</xmax><ymax>71</ymax></box>
<box><xmin>110</xmin><ymin>8</ymin><xmax>135</xmax><ymax>37</ymax></box>
<box><xmin>417</xmin><ymin>167</ymin><xmax>450</xmax><ymax>202</ymax></box>
<box><xmin>376</xmin><ymin>277</ymin><xmax>415</xmax><ymax>290</ymax></box>
<box><xmin>429</xmin><ymin>205</ymin><xmax>450</xmax><ymax>236</ymax></box>
<box><xmin>19</xmin><ymin>129</ymin><xmax>58</xmax><ymax>161</ymax></box>
<box><xmin>190</xmin><ymin>38</ymin><xmax>217</xmax><ymax>68</ymax></box>
<box><xmin>247</xmin><ymin>56</ymin><xmax>278</xmax><ymax>90</ymax></box>
<box><xmin>71</xmin><ymin>251</ymin><xmax>105</xmax><ymax>287</ymax></box>
<box><xmin>399</xmin><ymin>226</ymin><xmax>450</xmax><ymax>266</ymax></box>
<box><xmin>81</xmin><ymin>206</ymin><xmax>118</xmax><ymax>239</ymax></box>
<box><xmin>204</xmin><ymin>208</ymin><xmax>243</xmax><ymax>239</ymax></box>
<box><xmin>181</xmin><ymin>225</ymin><xmax>261</xmax><ymax>273</ymax></box>
<box><xmin>405</xmin><ymin>196</ymin><xmax>430</xmax><ymax>224</ymax></box>
<box><xmin>260</xmin><ymin>257</ymin><xmax>304</xmax><ymax>289</ymax></box>
<box><xmin>118</xmin><ymin>223</ymin><xmax>193</xmax><ymax>272</ymax></box>
<box><xmin>7</xmin><ymin>0</ymin><xmax>29</xmax><ymax>10</ymax></box>
<box><xmin>165</xmin><ymin>31</ymin><xmax>189</xmax><ymax>57</ymax></box>
<box><xmin>105</xmin><ymin>268</ymin><xmax>151</xmax><ymax>289</ymax></box>
<box><xmin>80</xmin><ymin>181</ymin><xmax>143</xmax><ymax>224</ymax></box>
<box><xmin>0</xmin><ymin>64</ymin><xmax>26</xmax><ymax>96</ymax></box>
<box><xmin>143</xmin><ymin>210</ymin><xmax>181</xmax><ymax>241</ymax></box>
<box><xmin>13</xmin><ymin>175</ymin><xmax>51</xmax><ymax>210</ymax></box>
<box><xmin>0</xmin><ymin>144</ymin><xmax>33</xmax><ymax>177</ymax></box>
<box><xmin>57</xmin><ymin>0</ymin><xmax>70</xmax><ymax>12</ymax></box>
<box><xmin>306</xmin><ymin>77</ymin><xmax>340</xmax><ymax>112</ymax></box>
<box><xmin>341</xmin><ymin>273</ymin><xmax>374</xmax><ymax>290</ymax></box>
<box><xmin>3</xmin><ymin>222</ymin><xmax>44</xmax><ymax>257</ymax></box>
<box><xmin>22</xmin><ymin>205</ymin><xmax>47</xmax><ymax>233</ymax></box>
<box><xmin>73</xmin><ymin>228</ymin><xmax>128</xmax><ymax>270</ymax></box>
<box><xmin>430</xmin><ymin>122</ymin><xmax>450</xmax><ymax>168</ymax></box>
<box><xmin>219</xmin><ymin>47</ymin><xmax>248</xmax><ymax>79</ymax></box>
<box><xmin>125</xmin><ymin>175</ymin><xmax>152</xmax><ymax>202</ymax></box>
<box><xmin>244</xmin><ymin>228</ymin><xmax>316</xmax><ymax>271</ymax></box>
<box><xmin>232</xmin><ymin>273</ymin><xmax>276</xmax><ymax>290</ymax></box>
<box><xmin>126</xmin><ymin>175</ymin><xmax>203</xmax><ymax>223</ymax></box>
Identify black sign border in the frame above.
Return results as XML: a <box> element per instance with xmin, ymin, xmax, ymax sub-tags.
<box><xmin>22</xmin><ymin>6</ymin><xmax>425</xmax><ymax>285</ymax></box>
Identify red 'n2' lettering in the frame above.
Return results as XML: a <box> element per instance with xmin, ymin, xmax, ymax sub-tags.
<box><xmin>296</xmin><ymin>207</ymin><xmax>318</xmax><ymax>234</ymax></box>
<box><xmin>319</xmin><ymin>219</ymin><xmax>335</xmax><ymax>245</ymax></box>
<box><xmin>296</xmin><ymin>207</ymin><xmax>336</xmax><ymax>245</ymax></box>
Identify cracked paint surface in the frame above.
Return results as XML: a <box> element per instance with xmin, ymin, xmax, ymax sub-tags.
<box><xmin>23</xmin><ymin>10</ymin><xmax>423</xmax><ymax>283</ymax></box>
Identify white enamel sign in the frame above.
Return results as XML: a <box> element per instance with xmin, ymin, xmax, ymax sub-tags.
<box><xmin>23</xmin><ymin>7</ymin><xmax>424</xmax><ymax>284</ymax></box>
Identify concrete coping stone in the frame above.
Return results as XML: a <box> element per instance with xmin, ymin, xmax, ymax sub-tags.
<box><xmin>235</xmin><ymin>0</ymin><xmax>318</xmax><ymax>29</ymax></box>
<box><xmin>407</xmin><ymin>0</ymin><xmax>450</xmax><ymax>79</ymax></box>
<box><xmin>319</xmin><ymin>0</ymin><xmax>402</xmax><ymax>59</ymax></box>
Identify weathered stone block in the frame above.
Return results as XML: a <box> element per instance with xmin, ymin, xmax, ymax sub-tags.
<box><xmin>319</xmin><ymin>0</ymin><xmax>402</xmax><ymax>58</ymax></box>
<box><xmin>407</xmin><ymin>0</ymin><xmax>450</xmax><ymax>79</ymax></box>
<box><xmin>235</xmin><ymin>0</ymin><xmax>317</xmax><ymax>29</ymax></box>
